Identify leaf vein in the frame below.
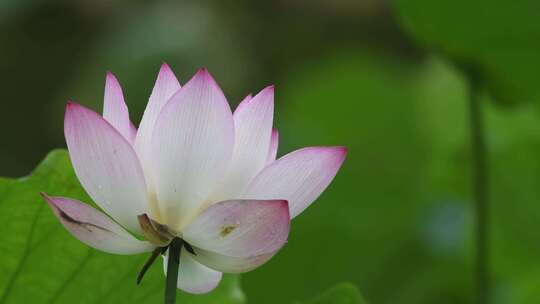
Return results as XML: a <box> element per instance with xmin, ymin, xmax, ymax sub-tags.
<box><xmin>47</xmin><ymin>249</ymin><xmax>94</xmax><ymax>304</ymax></box>
<box><xmin>0</xmin><ymin>203</ymin><xmax>45</xmax><ymax>304</ymax></box>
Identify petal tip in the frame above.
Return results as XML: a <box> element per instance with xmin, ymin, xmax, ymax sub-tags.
<box><xmin>105</xmin><ymin>71</ymin><xmax>120</xmax><ymax>84</ymax></box>
<box><xmin>187</xmin><ymin>68</ymin><xmax>215</xmax><ymax>86</ymax></box>
<box><xmin>259</xmin><ymin>85</ymin><xmax>274</xmax><ymax>98</ymax></box>
<box><xmin>235</xmin><ymin>86</ymin><xmax>273</xmax><ymax>114</ymax></box>
<box><xmin>65</xmin><ymin>100</ymin><xmax>85</xmax><ymax>110</ymax></box>
<box><xmin>327</xmin><ymin>146</ymin><xmax>347</xmax><ymax>166</ymax></box>
<box><xmin>40</xmin><ymin>192</ymin><xmax>58</xmax><ymax>212</ymax></box>
<box><xmin>193</xmin><ymin>68</ymin><xmax>217</xmax><ymax>83</ymax></box>
<box><xmin>159</xmin><ymin>62</ymin><xmax>174</xmax><ymax>74</ymax></box>
<box><xmin>64</xmin><ymin>101</ymin><xmax>90</xmax><ymax>119</ymax></box>
<box><xmin>315</xmin><ymin>146</ymin><xmax>347</xmax><ymax>160</ymax></box>
<box><xmin>182</xmin><ymin>68</ymin><xmax>227</xmax><ymax>104</ymax></box>
<box><xmin>39</xmin><ymin>192</ymin><xmax>51</xmax><ymax>203</ymax></box>
<box><xmin>196</xmin><ymin>67</ymin><xmax>209</xmax><ymax>76</ymax></box>
<box><xmin>264</xmin><ymin>84</ymin><xmax>275</xmax><ymax>92</ymax></box>
<box><xmin>65</xmin><ymin>101</ymin><xmax>83</xmax><ymax>118</ymax></box>
<box><xmin>335</xmin><ymin>146</ymin><xmax>348</xmax><ymax>156</ymax></box>
<box><xmin>152</xmin><ymin>62</ymin><xmax>180</xmax><ymax>93</ymax></box>
<box><xmin>105</xmin><ymin>71</ymin><xmax>123</xmax><ymax>88</ymax></box>
<box><xmin>337</xmin><ymin>146</ymin><xmax>348</xmax><ymax>160</ymax></box>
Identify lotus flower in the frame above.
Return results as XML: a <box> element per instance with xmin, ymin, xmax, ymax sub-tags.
<box><xmin>41</xmin><ymin>64</ymin><xmax>346</xmax><ymax>294</ymax></box>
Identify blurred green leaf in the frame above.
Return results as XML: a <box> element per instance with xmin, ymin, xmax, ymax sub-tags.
<box><xmin>243</xmin><ymin>50</ymin><xmax>474</xmax><ymax>304</ymax></box>
<box><xmin>0</xmin><ymin>0</ymin><xmax>39</xmax><ymax>24</ymax></box>
<box><xmin>392</xmin><ymin>0</ymin><xmax>540</xmax><ymax>105</ymax></box>
<box><xmin>409</xmin><ymin>57</ymin><xmax>540</xmax><ymax>303</ymax></box>
<box><xmin>296</xmin><ymin>283</ymin><xmax>367</xmax><ymax>304</ymax></box>
<box><xmin>0</xmin><ymin>150</ymin><xmax>246</xmax><ymax>304</ymax></box>
<box><xmin>56</xmin><ymin>0</ymin><xmax>256</xmax><ymax>132</ymax></box>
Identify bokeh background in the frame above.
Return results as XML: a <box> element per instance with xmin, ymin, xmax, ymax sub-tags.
<box><xmin>1</xmin><ymin>0</ymin><xmax>540</xmax><ymax>303</ymax></box>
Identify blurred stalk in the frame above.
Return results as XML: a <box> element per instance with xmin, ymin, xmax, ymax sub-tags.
<box><xmin>467</xmin><ymin>71</ymin><xmax>489</xmax><ymax>304</ymax></box>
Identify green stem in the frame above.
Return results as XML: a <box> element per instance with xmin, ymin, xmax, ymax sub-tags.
<box><xmin>165</xmin><ymin>238</ymin><xmax>183</xmax><ymax>304</ymax></box>
<box><xmin>468</xmin><ymin>73</ymin><xmax>489</xmax><ymax>304</ymax></box>
<box><xmin>138</xmin><ymin>247</ymin><xmax>167</xmax><ymax>284</ymax></box>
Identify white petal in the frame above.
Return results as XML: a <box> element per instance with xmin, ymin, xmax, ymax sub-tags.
<box><xmin>212</xmin><ymin>87</ymin><xmax>274</xmax><ymax>201</ymax></box>
<box><xmin>64</xmin><ymin>102</ymin><xmax>149</xmax><ymax>232</ymax></box>
<box><xmin>242</xmin><ymin>147</ymin><xmax>347</xmax><ymax>218</ymax></box>
<box><xmin>163</xmin><ymin>247</ymin><xmax>222</xmax><ymax>294</ymax></box>
<box><xmin>134</xmin><ymin>63</ymin><xmax>181</xmax><ymax>187</ymax></box>
<box><xmin>42</xmin><ymin>194</ymin><xmax>154</xmax><ymax>254</ymax></box>
<box><xmin>192</xmin><ymin>248</ymin><xmax>278</xmax><ymax>273</ymax></box>
<box><xmin>151</xmin><ymin>69</ymin><xmax>234</xmax><ymax>229</ymax></box>
<box><xmin>183</xmin><ymin>199</ymin><xmax>290</xmax><ymax>257</ymax></box>
<box><xmin>103</xmin><ymin>72</ymin><xmax>136</xmax><ymax>144</ymax></box>
<box><xmin>266</xmin><ymin>129</ymin><xmax>279</xmax><ymax>165</ymax></box>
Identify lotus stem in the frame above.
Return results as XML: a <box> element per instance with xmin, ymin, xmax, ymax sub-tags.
<box><xmin>165</xmin><ymin>238</ymin><xmax>183</xmax><ymax>304</ymax></box>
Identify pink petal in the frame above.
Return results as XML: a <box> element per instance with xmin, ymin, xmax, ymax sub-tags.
<box><xmin>42</xmin><ymin>194</ymin><xmax>154</xmax><ymax>254</ymax></box>
<box><xmin>64</xmin><ymin>102</ymin><xmax>149</xmax><ymax>232</ymax></box>
<box><xmin>134</xmin><ymin>63</ymin><xmax>181</xmax><ymax>186</ymax></box>
<box><xmin>192</xmin><ymin>248</ymin><xmax>278</xmax><ymax>273</ymax></box>
<box><xmin>151</xmin><ymin>69</ymin><xmax>234</xmax><ymax>229</ymax></box>
<box><xmin>238</xmin><ymin>93</ymin><xmax>252</xmax><ymax>104</ymax></box>
<box><xmin>103</xmin><ymin>72</ymin><xmax>136</xmax><ymax>144</ymax></box>
<box><xmin>163</xmin><ymin>248</ymin><xmax>222</xmax><ymax>294</ymax></box>
<box><xmin>266</xmin><ymin>128</ymin><xmax>279</xmax><ymax>165</ymax></box>
<box><xmin>183</xmin><ymin>199</ymin><xmax>290</xmax><ymax>257</ymax></box>
<box><xmin>212</xmin><ymin>87</ymin><xmax>274</xmax><ymax>201</ymax></box>
<box><xmin>242</xmin><ymin>147</ymin><xmax>347</xmax><ymax>218</ymax></box>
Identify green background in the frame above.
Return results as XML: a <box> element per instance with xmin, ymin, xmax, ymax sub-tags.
<box><xmin>1</xmin><ymin>1</ymin><xmax>540</xmax><ymax>303</ymax></box>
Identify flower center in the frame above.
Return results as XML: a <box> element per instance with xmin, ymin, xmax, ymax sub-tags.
<box><xmin>138</xmin><ymin>213</ymin><xmax>178</xmax><ymax>246</ymax></box>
